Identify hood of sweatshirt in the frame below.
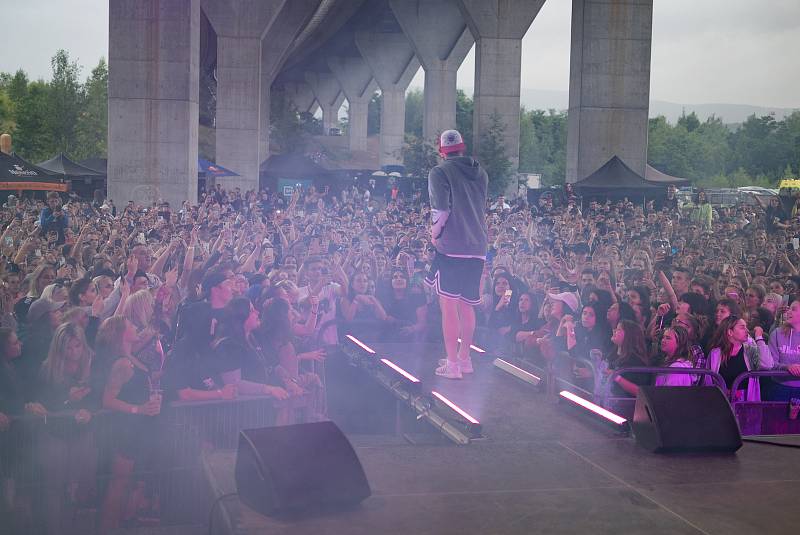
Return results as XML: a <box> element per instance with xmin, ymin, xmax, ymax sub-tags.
<box><xmin>445</xmin><ymin>156</ymin><xmax>483</xmax><ymax>180</ymax></box>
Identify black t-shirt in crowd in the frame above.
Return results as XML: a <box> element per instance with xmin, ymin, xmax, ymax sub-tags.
<box><xmin>720</xmin><ymin>346</ymin><xmax>748</xmax><ymax>391</ymax></box>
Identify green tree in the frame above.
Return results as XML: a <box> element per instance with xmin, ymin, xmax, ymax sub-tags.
<box><xmin>404</xmin><ymin>89</ymin><xmax>423</xmax><ymax>137</ymax></box>
<box><xmin>478</xmin><ymin>111</ymin><xmax>513</xmax><ymax>195</ymax></box>
<box><xmin>677</xmin><ymin>110</ymin><xmax>700</xmax><ymax>132</ymax></box>
<box><xmin>402</xmin><ymin>134</ymin><xmax>438</xmax><ymax>179</ymax></box>
<box><xmin>0</xmin><ymin>89</ymin><xmax>14</xmax><ymax>134</ymax></box>
<box><xmin>47</xmin><ymin>49</ymin><xmax>84</xmax><ymax>155</ymax></box>
<box><xmin>14</xmin><ymin>81</ymin><xmax>52</xmax><ymax>161</ymax></box>
<box><xmin>269</xmin><ymin>91</ymin><xmax>307</xmax><ymax>154</ymax></box>
<box><xmin>5</xmin><ymin>70</ymin><xmax>29</xmax><ymax>106</ymax></box>
<box><xmin>455</xmin><ymin>89</ymin><xmax>473</xmax><ymax>154</ymax></box>
<box><xmin>74</xmin><ymin>58</ymin><xmax>108</xmax><ymax>160</ymax></box>
<box><xmin>518</xmin><ymin>108</ymin><xmax>567</xmax><ymax>186</ymax></box>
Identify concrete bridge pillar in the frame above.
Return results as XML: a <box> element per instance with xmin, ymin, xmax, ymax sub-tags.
<box><xmin>355</xmin><ymin>29</ymin><xmax>420</xmax><ymax>166</ymax></box>
<box><xmin>202</xmin><ymin>0</ymin><xmax>285</xmax><ymax>192</ymax></box>
<box><xmin>306</xmin><ymin>71</ymin><xmax>345</xmax><ymax>135</ymax></box>
<box><xmin>566</xmin><ymin>0</ymin><xmax>653</xmax><ymax>182</ymax></box>
<box><xmin>458</xmin><ymin>0</ymin><xmax>545</xmax><ymax>170</ymax></box>
<box><xmin>108</xmin><ymin>0</ymin><xmax>200</xmax><ymax>207</ymax></box>
<box><xmin>389</xmin><ymin>0</ymin><xmax>473</xmax><ymax>144</ymax></box>
<box><xmin>327</xmin><ymin>56</ymin><xmax>378</xmax><ymax>152</ymax></box>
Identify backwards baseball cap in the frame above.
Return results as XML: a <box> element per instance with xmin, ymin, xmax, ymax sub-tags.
<box><xmin>547</xmin><ymin>291</ymin><xmax>580</xmax><ymax>315</ymax></box>
<box><xmin>438</xmin><ymin>129</ymin><xmax>466</xmax><ymax>157</ymax></box>
<box><xmin>27</xmin><ymin>298</ymin><xmax>66</xmax><ymax>323</ymax></box>
<box><xmin>201</xmin><ymin>270</ymin><xmax>229</xmax><ymax>296</ymax></box>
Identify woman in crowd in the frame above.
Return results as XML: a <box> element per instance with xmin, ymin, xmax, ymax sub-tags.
<box><xmin>14</xmin><ymin>264</ymin><xmax>56</xmax><ymax>323</ymax></box>
<box><xmin>558</xmin><ymin>303</ymin><xmax>612</xmax><ymax>362</ymax></box>
<box><xmin>258</xmin><ymin>298</ymin><xmax>325</xmax><ymax>420</ymax></box>
<box><xmin>764</xmin><ymin>299</ymin><xmax>800</xmax><ymax>400</ymax></box>
<box><xmin>0</xmin><ymin>327</ymin><xmax>46</xmax><ymax>422</ymax></box>
<box><xmin>655</xmin><ymin>326</ymin><xmax>695</xmax><ymax>386</ymax></box>
<box><xmin>558</xmin><ymin>303</ymin><xmax>612</xmax><ymax>390</ymax></box>
<box><xmin>378</xmin><ymin>269</ymin><xmax>427</xmax><ymax>342</ymax></box>
<box><xmin>511</xmin><ymin>291</ymin><xmax>545</xmax><ymax>352</ymax></box>
<box><xmin>484</xmin><ymin>271</ymin><xmax>518</xmax><ymax>350</ymax></box>
<box><xmin>340</xmin><ymin>272</ymin><xmax>387</xmax><ymax>341</ymax></box>
<box><xmin>607</xmin><ymin>320</ymin><xmax>651</xmax><ymax>397</ymax></box>
<box><xmin>97</xmin><ymin>316</ymin><xmax>162</xmax><ymax>532</ymax></box>
<box><xmin>37</xmin><ymin>323</ymin><xmax>97</xmax><ymax>534</ymax></box>
<box><xmin>706</xmin><ymin>316</ymin><xmax>772</xmax><ymax>401</ymax></box>
<box><xmin>18</xmin><ymin>298</ymin><xmax>67</xmax><ymax>388</ymax></box>
<box><xmin>122</xmin><ymin>289</ymin><xmax>164</xmax><ymax>373</ymax></box>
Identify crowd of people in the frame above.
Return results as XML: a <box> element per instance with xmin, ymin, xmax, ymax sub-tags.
<box><xmin>2</xmin><ymin>174</ymin><xmax>800</xmax><ymax>531</ymax></box>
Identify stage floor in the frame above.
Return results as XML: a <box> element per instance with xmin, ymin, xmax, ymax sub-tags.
<box><xmin>204</xmin><ymin>342</ymin><xmax>800</xmax><ymax>534</ymax></box>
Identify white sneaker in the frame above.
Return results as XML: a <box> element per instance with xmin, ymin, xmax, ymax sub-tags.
<box><xmin>437</xmin><ymin>357</ymin><xmax>473</xmax><ymax>374</ymax></box>
<box><xmin>435</xmin><ymin>361</ymin><xmax>462</xmax><ymax>379</ymax></box>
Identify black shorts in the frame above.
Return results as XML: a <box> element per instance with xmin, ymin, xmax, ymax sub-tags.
<box><xmin>424</xmin><ymin>252</ymin><xmax>484</xmax><ymax>305</ymax></box>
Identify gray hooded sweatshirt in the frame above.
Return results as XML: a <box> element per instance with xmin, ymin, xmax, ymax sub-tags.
<box><xmin>428</xmin><ymin>156</ymin><xmax>488</xmax><ymax>257</ymax></box>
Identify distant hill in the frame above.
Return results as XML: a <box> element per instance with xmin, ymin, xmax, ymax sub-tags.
<box><xmin>473</xmin><ymin>87</ymin><xmax>798</xmax><ymax>124</ymax></box>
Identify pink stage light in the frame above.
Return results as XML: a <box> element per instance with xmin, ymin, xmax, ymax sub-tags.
<box><xmin>431</xmin><ymin>391</ymin><xmax>480</xmax><ymax>424</ymax></box>
<box><xmin>457</xmin><ymin>338</ymin><xmax>486</xmax><ymax>353</ymax></box>
<box><xmin>559</xmin><ymin>390</ymin><xmax>627</xmax><ymax>425</ymax></box>
<box><xmin>380</xmin><ymin>358</ymin><xmax>421</xmax><ymax>383</ymax></box>
<box><xmin>346</xmin><ymin>334</ymin><xmax>376</xmax><ymax>354</ymax></box>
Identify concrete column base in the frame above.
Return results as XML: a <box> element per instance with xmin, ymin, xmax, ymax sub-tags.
<box><xmin>215</xmin><ymin>34</ymin><xmax>261</xmax><ymax>192</ymax></box>
<box><xmin>380</xmin><ymin>89</ymin><xmax>406</xmax><ymax>166</ymax></box>
<box><xmin>108</xmin><ymin>0</ymin><xmax>200</xmax><ymax>207</ymax></box>
<box><xmin>347</xmin><ymin>99</ymin><xmax>369</xmax><ymax>152</ymax></box>
<box><xmin>566</xmin><ymin>0</ymin><xmax>653</xmax><ymax>182</ymax></box>
<box><xmin>473</xmin><ymin>37</ymin><xmax>522</xmax><ymax>168</ymax></box>
<box><xmin>423</xmin><ymin>68</ymin><xmax>458</xmax><ymax>142</ymax></box>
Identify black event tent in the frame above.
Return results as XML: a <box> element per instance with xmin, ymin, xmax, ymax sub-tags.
<box><xmin>37</xmin><ymin>153</ymin><xmax>105</xmax><ymax>179</ymax></box>
<box><xmin>573</xmin><ymin>155</ymin><xmax>689</xmax><ymax>201</ymax></box>
<box><xmin>78</xmin><ymin>158</ymin><xmax>107</xmax><ymax>174</ymax></box>
<box><xmin>0</xmin><ymin>151</ymin><xmax>67</xmax><ymax>191</ymax></box>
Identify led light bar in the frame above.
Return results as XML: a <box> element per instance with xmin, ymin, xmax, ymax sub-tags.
<box><xmin>559</xmin><ymin>390</ymin><xmax>627</xmax><ymax>426</ymax></box>
<box><xmin>380</xmin><ymin>358</ymin><xmax>420</xmax><ymax>383</ymax></box>
<box><xmin>493</xmin><ymin>358</ymin><xmax>541</xmax><ymax>386</ymax></box>
<box><xmin>431</xmin><ymin>391</ymin><xmax>480</xmax><ymax>425</ymax></box>
<box><xmin>346</xmin><ymin>334</ymin><xmax>376</xmax><ymax>354</ymax></box>
<box><xmin>457</xmin><ymin>338</ymin><xmax>486</xmax><ymax>353</ymax></box>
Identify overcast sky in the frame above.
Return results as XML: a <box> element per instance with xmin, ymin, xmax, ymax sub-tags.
<box><xmin>2</xmin><ymin>0</ymin><xmax>798</xmax><ymax>108</ymax></box>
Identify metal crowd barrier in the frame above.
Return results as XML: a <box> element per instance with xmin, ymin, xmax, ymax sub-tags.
<box><xmin>0</xmin><ymin>394</ymin><xmax>308</xmax><ymax>525</ymax></box>
<box><xmin>728</xmin><ymin>370</ymin><xmax>800</xmax><ymax>436</ymax></box>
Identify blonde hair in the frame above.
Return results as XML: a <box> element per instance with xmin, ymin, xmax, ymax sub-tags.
<box><xmin>122</xmin><ymin>289</ymin><xmax>155</xmax><ymax>330</ymax></box>
<box><xmin>27</xmin><ymin>264</ymin><xmax>55</xmax><ymax>298</ymax></box>
<box><xmin>95</xmin><ymin>316</ymin><xmax>130</xmax><ymax>360</ymax></box>
<box><xmin>40</xmin><ymin>323</ymin><xmax>93</xmax><ymax>386</ymax></box>
<box><xmin>93</xmin><ymin>275</ymin><xmax>113</xmax><ymax>288</ymax></box>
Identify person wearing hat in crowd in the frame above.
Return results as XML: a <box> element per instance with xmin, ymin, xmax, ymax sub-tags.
<box><xmin>424</xmin><ymin>129</ymin><xmax>489</xmax><ymax>379</ymax></box>
<box><xmin>175</xmin><ymin>267</ymin><xmax>235</xmax><ymax>352</ymax></box>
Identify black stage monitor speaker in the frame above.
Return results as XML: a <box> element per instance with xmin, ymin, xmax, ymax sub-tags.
<box><xmin>235</xmin><ymin>421</ymin><xmax>371</xmax><ymax>516</ymax></box>
<box><xmin>632</xmin><ymin>386</ymin><xmax>742</xmax><ymax>453</ymax></box>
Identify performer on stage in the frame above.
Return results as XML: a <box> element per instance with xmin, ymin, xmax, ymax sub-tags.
<box><xmin>424</xmin><ymin>130</ymin><xmax>489</xmax><ymax>379</ymax></box>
